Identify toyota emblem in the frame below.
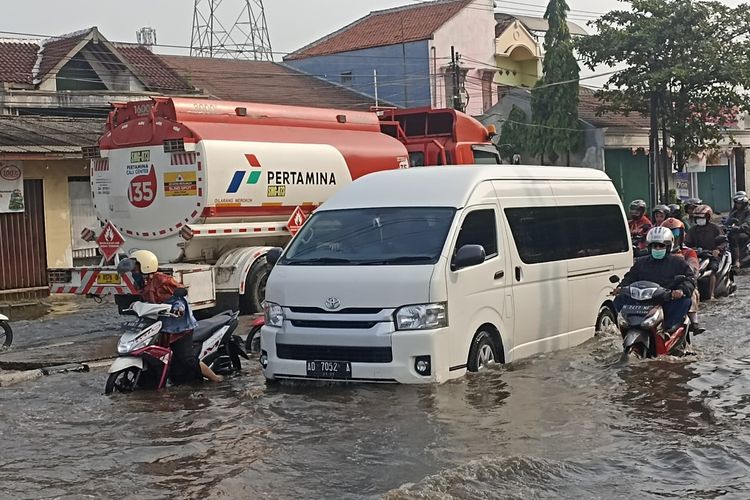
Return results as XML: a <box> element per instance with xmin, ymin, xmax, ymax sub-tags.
<box><xmin>325</xmin><ymin>297</ymin><xmax>341</xmax><ymax>310</ymax></box>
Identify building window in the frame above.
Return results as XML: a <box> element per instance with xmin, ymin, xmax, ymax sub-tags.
<box><xmin>340</xmin><ymin>71</ymin><xmax>353</xmax><ymax>86</ymax></box>
<box><xmin>481</xmin><ymin>72</ymin><xmax>495</xmax><ymax>112</ymax></box>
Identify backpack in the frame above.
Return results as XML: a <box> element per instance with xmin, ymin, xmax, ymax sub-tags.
<box><xmin>142</xmin><ymin>272</ymin><xmax>180</xmax><ymax>304</ymax></box>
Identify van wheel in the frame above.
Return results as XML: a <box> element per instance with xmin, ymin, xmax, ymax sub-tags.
<box><xmin>595</xmin><ymin>306</ymin><xmax>618</xmax><ymax>336</ymax></box>
<box><xmin>241</xmin><ymin>258</ymin><xmax>269</xmax><ymax>314</ymax></box>
<box><xmin>467</xmin><ymin>330</ymin><xmax>497</xmax><ymax>372</ymax></box>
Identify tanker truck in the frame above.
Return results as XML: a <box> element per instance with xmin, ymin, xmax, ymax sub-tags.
<box><xmin>49</xmin><ymin>97</ymin><xmax>498</xmax><ymax>313</ymax></box>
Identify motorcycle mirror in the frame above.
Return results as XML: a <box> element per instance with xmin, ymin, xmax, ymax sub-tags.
<box><xmin>173</xmin><ymin>288</ymin><xmax>188</xmax><ymax>298</ymax></box>
<box><xmin>609</xmin><ymin>275</ymin><xmax>620</xmax><ymax>284</ymax></box>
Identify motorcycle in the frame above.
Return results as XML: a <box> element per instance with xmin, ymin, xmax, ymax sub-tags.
<box><xmin>105</xmin><ymin>292</ymin><xmax>248</xmax><ymax>394</ymax></box>
<box><xmin>615</xmin><ymin>279</ymin><xmax>692</xmax><ymax>359</ymax></box>
<box><xmin>0</xmin><ymin>313</ymin><xmax>12</xmax><ymax>349</ymax></box>
<box><xmin>724</xmin><ymin>219</ymin><xmax>750</xmax><ymax>268</ymax></box>
<box><xmin>696</xmin><ymin>244</ymin><xmax>737</xmax><ymax>299</ymax></box>
<box><xmin>245</xmin><ymin>314</ymin><xmax>265</xmax><ymax>354</ymax></box>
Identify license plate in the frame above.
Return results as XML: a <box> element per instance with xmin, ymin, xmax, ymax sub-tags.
<box><xmin>96</xmin><ymin>273</ymin><xmax>122</xmax><ymax>285</ymax></box>
<box><xmin>623</xmin><ymin>304</ymin><xmax>651</xmax><ymax>314</ymax></box>
<box><xmin>306</xmin><ymin>360</ymin><xmax>352</xmax><ymax>379</ymax></box>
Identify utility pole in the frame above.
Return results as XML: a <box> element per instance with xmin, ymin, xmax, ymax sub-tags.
<box><xmin>450</xmin><ymin>46</ymin><xmax>462</xmax><ymax>111</ymax></box>
<box><xmin>649</xmin><ymin>91</ymin><xmax>660</xmax><ymax>209</ymax></box>
<box><xmin>373</xmin><ymin>69</ymin><xmax>379</xmax><ymax>107</ymax></box>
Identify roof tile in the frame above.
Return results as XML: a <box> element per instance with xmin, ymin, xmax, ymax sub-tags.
<box><xmin>115</xmin><ymin>44</ymin><xmax>193</xmax><ymax>92</ymax></box>
<box><xmin>284</xmin><ymin>0</ymin><xmax>472</xmax><ymax>60</ymax></box>
<box><xmin>162</xmin><ymin>55</ymin><xmax>376</xmax><ymax>110</ymax></box>
<box><xmin>0</xmin><ymin>42</ymin><xmax>38</xmax><ymax>84</ymax></box>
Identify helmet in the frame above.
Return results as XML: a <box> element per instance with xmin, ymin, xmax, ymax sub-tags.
<box><xmin>684</xmin><ymin>198</ymin><xmax>702</xmax><ymax>211</ymax></box>
<box><xmin>645</xmin><ymin>226</ymin><xmax>675</xmax><ymax>251</ymax></box>
<box><xmin>692</xmin><ymin>204</ymin><xmax>713</xmax><ymax>221</ymax></box>
<box><xmin>629</xmin><ymin>199</ymin><xmax>647</xmax><ymax>217</ymax></box>
<box><xmin>732</xmin><ymin>192</ymin><xmax>749</xmax><ymax>207</ymax></box>
<box><xmin>661</xmin><ymin>217</ymin><xmax>685</xmax><ymax>249</ymax></box>
<box><xmin>130</xmin><ymin>249</ymin><xmax>159</xmax><ymax>274</ymax></box>
<box><xmin>651</xmin><ymin>204</ymin><xmax>670</xmax><ymax>221</ymax></box>
<box><xmin>667</xmin><ymin>203</ymin><xmax>682</xmax><ymax>218</ymax></box>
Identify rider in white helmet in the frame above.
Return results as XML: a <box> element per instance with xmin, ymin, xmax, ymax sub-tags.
<box><xmin>614</xmin><ymin>226</ymin><xmax>696</xmax><ymax>333</ymax></box>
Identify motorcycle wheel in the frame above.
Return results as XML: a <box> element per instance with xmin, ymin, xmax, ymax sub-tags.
<box><xmin>245</xmin><ymin>325</ymin><xmax>262</xmax><ymax>354</ymax></box>
<box><xmin>625</xmin><ymin>344</ymin><xmax>645</xmax><ymax>359</ymax></box>
<box><xmin>105</xmin><ymin>367</ymin><xmax>141</xmax><ymax>394</ymax></box>
<box><xmin>0</xmin><ymin>321</ymin><xmax>12</xmax><ymax>348</ymax></box>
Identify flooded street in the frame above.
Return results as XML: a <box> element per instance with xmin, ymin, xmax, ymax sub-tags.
<box><xmin>2</xmin><ymin>282</ymin><xmax>750</xmax><ymax>499</ymax></box>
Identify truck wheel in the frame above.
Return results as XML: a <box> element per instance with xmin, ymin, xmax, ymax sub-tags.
<box><xmin>242</xmin><ymin>257</ymin><xmax>269</xmax><ymax>314</ymax></box>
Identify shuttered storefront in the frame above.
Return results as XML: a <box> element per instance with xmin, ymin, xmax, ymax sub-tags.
<box><xmin>0</xmin><ymin>180</ymin><xmax>48</xmax><ymax>300</ymax></box>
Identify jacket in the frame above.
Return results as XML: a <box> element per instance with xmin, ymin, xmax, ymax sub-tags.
<box><xmin>685</xmin><ymin>222</ymin><xmax>723</xmax><ymax>251</ymax></box>
<box><xmin>619</xmin><ymin>253</ymin><xmax>696</xmax><ymax>296</ymax></box>
<box><xmin>728</xmin><ymin>206</ymin><xmax>750</xmax><ymax>233</ymax></box>
<box><xmin>629</xmin><ymin>215</ymin><xmax>653</xmax><ymax>248</ymax></box>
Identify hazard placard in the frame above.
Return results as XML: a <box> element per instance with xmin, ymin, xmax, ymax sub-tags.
<box><xmin>286</xmin><ymin>206</ymin><xmax>308</xmax><ymax>236</ymax></box>
<box><xmin>96</xmin><ymin>221</ymin><xmax>125</xmax><ymax>262</ymax></box>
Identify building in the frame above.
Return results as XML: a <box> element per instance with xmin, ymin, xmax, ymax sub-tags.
<box><xmin>284</xmin><ymin>0</ymin><xmax>501</xmax><ymax>115</ymax></box>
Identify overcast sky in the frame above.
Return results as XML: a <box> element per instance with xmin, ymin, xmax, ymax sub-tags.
<box><xmin>2</xmin><ymin>0</ymin><xmax>745</xmax><ymax>84</ymax></box>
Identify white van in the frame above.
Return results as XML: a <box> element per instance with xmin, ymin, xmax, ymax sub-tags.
<box><xmin>260</xmin><ymin>166</ymin><xmax>632</xmax><ymax>384</ymax></box>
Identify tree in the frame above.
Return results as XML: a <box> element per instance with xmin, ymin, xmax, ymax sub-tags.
<box><xmin>497</xmin><ymin>105</ymin><xmax>529</xmax><ymax>162</ymax></box>
<box><xmin>577</xmin><ymin>0</ymin><xmax>750</xmax><ymax>200</ymax></box>
<box><xmin>529</xmin><ymin>0</ymin><xmax>582</xmax><ymax>164</ymax></box>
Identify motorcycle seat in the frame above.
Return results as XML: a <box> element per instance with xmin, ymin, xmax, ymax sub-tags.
<box><xmin>193</xmin><ymin>313</ymin><xmax>233</xmax><ymax>343</ymax></box>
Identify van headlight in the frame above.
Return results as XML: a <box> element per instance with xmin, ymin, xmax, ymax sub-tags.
<box><xmin>394</xmin><ymin>303</ymin><xmax>448</xmax><ymax>331</ymax></box>
<box><xmin>264</xmin><ymin>302</ymin><xmax>285</xmax><ymax>327</ymax></box>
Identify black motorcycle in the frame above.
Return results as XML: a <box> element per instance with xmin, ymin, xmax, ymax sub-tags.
<box><xmin>0</xmin><ymin>313</ymin><xmax>11</xmax><ymax>349</ymax></box>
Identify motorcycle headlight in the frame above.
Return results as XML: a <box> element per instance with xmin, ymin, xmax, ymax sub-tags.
<box><xmin>641</xmin><ymin>308</ymin><xmax>664</xmax><ymax>328</ymax></box>
<box><xmin>394</xmin><ymin>303</ymin><xmax>448</xmax><ymax>331</ymax></box>
<box><xmin>617</xmin><ymin>312</ymin><xmax>629</xmax><ymax>330</ymax></box>
<box><xmin>117</xmin><ymin>323</ymin><xmax>161</xmax><ymax>354</ymax></box>
<box><xmin>264</xmin><ymin>302</ymin><xmax>285</xmax><ymax>327</ymax></box>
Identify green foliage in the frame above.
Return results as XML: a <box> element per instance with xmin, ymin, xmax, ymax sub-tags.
<box><xmin>498</xmin><ymin>105</ymin><xmax>529</xmax><ymax>161</ymax></box>
<box><xmin>576</xmin><ymin>0</ymin><xmax>750</xmax><ymax>169</ymax></box>
<box><xmin>529</xmin><ymin>0</ymin><xmax>582</xmax><ymax>163</ymax></box>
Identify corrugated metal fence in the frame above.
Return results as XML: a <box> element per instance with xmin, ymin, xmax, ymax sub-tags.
<box><xmin>0</xmin><ymin>180</ymin><xmax>48</xmax><ymax>297</ymax></box>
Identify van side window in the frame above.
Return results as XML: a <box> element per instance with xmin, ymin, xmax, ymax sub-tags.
<box><xmin>505</xmin><ymin>205</ymin><xmax>628</xmax><ymax>264</ymax></box>
<box><xmin>455</xmin><ymin>209</ymin><xmax>498</xmax><ymax>259</ymax></box>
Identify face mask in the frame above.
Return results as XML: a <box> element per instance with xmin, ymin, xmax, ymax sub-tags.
<box><xmin>651</xmin><ymin>248</ymin><xmax>667</xmax><ymax>260</ymax></box>
<box><xmin>696</xmin><ymin>218</ymin><xmax>707</xmax><ymax>226</ymax></box>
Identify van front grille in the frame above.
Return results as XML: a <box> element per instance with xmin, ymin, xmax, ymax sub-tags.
<box><xmin>276</xmin><ymin>343</ymin><xmax>393</xmax><ymax>363</ymax></box>
<box><xmin>289</xmin><ymin>320</ymin><xmax>378</xmax><ymax>329</ymax></box>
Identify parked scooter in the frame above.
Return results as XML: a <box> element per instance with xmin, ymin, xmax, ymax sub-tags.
<box><xmin>695</xmin><ymin>238</ymin><xmax>737</xmax><ymax>300</ymax></box>
<box><xmin>105</xmin><ymin>292</ymin><xmax>247</xmax><ymax>394</ymax></box>
<box><xmin>0</xmin><ymin>313</ymin><xmax>12</xmax><ymax>349</ymax></box>
<box><xmin>615</xmin><ymin>279</ymin><xmax>691</xmax><ymax>359</ymax></box>
<box><xmin>245</xmin><ymin>315</ymin><xmax>265</xmax><ymax>354</ymax></box>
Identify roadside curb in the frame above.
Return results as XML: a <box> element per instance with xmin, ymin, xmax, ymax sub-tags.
<box><xmin>0</xmin><ymin>369</ymin><xmax>44</xmax><ymax>387</ymax></box>
<box><xmin>0</xmin><ymin>359</ymin><xmax>115</xmax><ymax>388</ymax></box>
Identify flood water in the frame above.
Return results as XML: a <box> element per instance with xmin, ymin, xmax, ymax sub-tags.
<box><xmin>2</xmin><ymin>280</ymin><xmax>750</xmax><ymax>499</ymax></box>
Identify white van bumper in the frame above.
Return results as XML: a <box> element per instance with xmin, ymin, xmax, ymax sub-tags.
<box><xmin>260</xmin><ymin>325</ymin><xmax>457</xmax><ymax>384</ymax></box>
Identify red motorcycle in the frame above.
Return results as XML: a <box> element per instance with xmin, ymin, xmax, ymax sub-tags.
<box><xmin>615</xmin><ymin>280</ymin><xmax>691</xmax><ymax>359</ymax></box>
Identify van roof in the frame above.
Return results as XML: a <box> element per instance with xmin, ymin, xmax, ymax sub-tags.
<box><xmin>321</xmin><ymin>165</ymin><xmax>613</xmax><ymax>210</ymax></box>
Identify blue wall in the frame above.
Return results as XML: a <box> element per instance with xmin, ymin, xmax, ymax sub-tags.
<box><xmin>284</xmin><ymin>40</ymin><xmax>431</xmax><ymax>108</ymax></box>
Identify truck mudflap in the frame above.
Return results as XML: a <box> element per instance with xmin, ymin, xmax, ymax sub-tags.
<box><xmin>48</xmin><ymin>267</ymin><xmax>138</xmax><ymax>295</ymax></box>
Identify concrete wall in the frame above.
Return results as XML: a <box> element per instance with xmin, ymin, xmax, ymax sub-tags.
<box><xmin>430</xmin><ymin>0</ymin><xmax>498</xmax><ymax>115</ymax></box>
<box><xmin>285</xmin><ymin>41</ymin><xmax>431</xmax><ymax>108</ymax></box>
<box><xmin>22</xmin><ymin>159</ymin><xmax>90</xmax><ymax>268</ymax></box>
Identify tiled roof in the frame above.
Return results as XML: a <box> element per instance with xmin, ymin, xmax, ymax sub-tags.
<box><xmin>0</xmin><ymin>41</ymin><xmax>38</xmax><ymax>84</ymax></box>
<box><xmin>284</xmin><ymin>0</ymin><xmax>472</xmax><ymax>60</ymax></box>
<box><xmin>0</xmin><ymin>116</ymin><xmax>105</xmax><ymax>152</ymax></box>
<box><xmin>578</xmin><ymin>88</ymin><xmax>649</xmax><ymax>128</ymax></box>
<box><xmin>162</xmin><ymin>55</ymin><xmax>376</xmax><ymax>110</ymax></box>
<box><xmin>36</xmin><ymin>29</ymin><xmax>90</xmax><ymax>81</ymax></box>
<box><xmin>115</xmin><ymin>44</ymin><xmax>193</xmax><ymax>92</ymax></box>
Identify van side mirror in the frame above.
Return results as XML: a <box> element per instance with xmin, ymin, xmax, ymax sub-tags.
<box><xmin>173</xmin><ymin>287</ymin><xmax>188</xmax><ymax>298</ymax></box>
<box><xmin>453</xmin><ymin>244</ymin><xmax>486</xmax><ymax>270</ymax></box>
<box><xmin>266</xmin><ymin>247</ymin><xmax>283</xmax><ymax>266</ymax></box>
<box><xmin>609</xmin><ymin>275</ymin><xmax>620</xmax><ymax>284</ymax></box>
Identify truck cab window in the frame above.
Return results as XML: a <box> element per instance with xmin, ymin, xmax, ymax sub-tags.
<box><xmin>454</xmin><ymin>209</ymin><xmax>498</xmax><ymax>259</ymax></box>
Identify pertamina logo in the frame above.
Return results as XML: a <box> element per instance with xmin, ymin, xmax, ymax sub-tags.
<box><xmin>226</xmin><ymin>153</ymin><xmax>338</xmax><ymax>194</ymax></box>
<box><xmin>227</xmin><ymin>154</ymin><xmax>262</xmax><ymax>193</ymax></box>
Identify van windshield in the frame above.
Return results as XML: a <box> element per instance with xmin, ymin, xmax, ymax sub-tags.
<box><xmin>281</xmin><ymin>207</ymin><xmax>456</xmax><ymax>266</ymax></box>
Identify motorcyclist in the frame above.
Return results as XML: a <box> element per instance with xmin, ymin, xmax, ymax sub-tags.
<box><xmin>682</xmin><ymin>198</ymin><xmax>702</xmax><ymax>230</ymax></box>
<box><xmin>615</xmin><ymin>226</ymin><xmax>695</xmax><ymax>333</ymax></box>
<box><xmin>128</xmin><ymin>250</ymin><xmax>223</xmax><ymax>384</ymax></box>
<box><xmin>628</xmin><ymin>199</ymin><xmax>652</xmax><ymax>249</ymax></box>
<box><xmin>662</xmin><ymin>217</ymin><xmax>704</xmax><ymax>334</ymax></box>
<box><xmin>685</xmin><ymin>204</ymin><xmax>723</xmax><ymax>299</ymax></box>
<box><xmin>651</xmin><ymin>204</ymin><xmax>670</xmax><ymax>227</ymax></box>
<box><xmin>726</xmin><ymin>191</ymin><xmax>750</xmax><ymax>269</ymax></box>
<box><xmin>668</xmin><ymin>203</ymin><xmax>682</xmax><ymax>221</ymax></box>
